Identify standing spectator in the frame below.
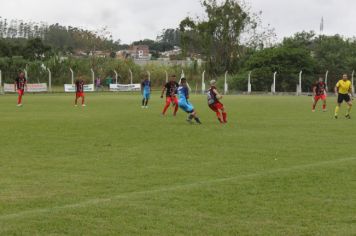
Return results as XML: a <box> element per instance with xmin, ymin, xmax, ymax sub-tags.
<box><xmin>105</xmin><ymin>76</ymin><xmax>113</xmax><ymax>90</ymax></box>
<box><xmin>95</xmin><ymin>77</ymin><xmax>102</xmax><ymax>91</ymax></box>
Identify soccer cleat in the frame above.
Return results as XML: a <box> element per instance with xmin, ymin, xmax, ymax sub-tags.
<box><xmin>186</xmin><ymin>119</ymin><xmax>193</xmax><ymax>124</ymax></box>
<box><xmin>334</xmin><ymin>115</ymin><xmax>338</xmax><ymax>119</ymax></box>
<box><xmin>17</xmin><ymin>104</ymin><xmax>23</xmax><ymax>107</ymax></box>
<box><xmin>141</xmin><ymin>106</ymin><xmax>145</xmax><ymax>108</ymax></box>
<box><xmin>312</xmin><ymin>109</ymin><xmax>315</xmax><ymax>112</ymax></box>
<box><xmin>82</xmin><ymin>104</ymin><xmax>86</xmax><ymax>107</ymax></box>
<box><xmin>194</xmin><ymin>118</ymin><xmax>202</xmax><ymax>124</ymax></box>
<box><xmin>345</xmin><ymin>114</ymin><xmax>351</xmax><ymax>119</ymax></box>
<box><xmin>323</xmin><ymin>109</ymin><xmax>327</xmax><ymax>112</ymax></box>
<box><xmin>145</xmin><ymin>106</ymin><xmax>149</xmax><ymax>109</ymax></box>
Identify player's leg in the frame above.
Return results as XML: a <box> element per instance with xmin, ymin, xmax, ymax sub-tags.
<box><xmin>335</xmin><ymin>94</ymin><xmax>342</xmax><ymax>118</ymax></box>
<box><xmin>145</xmin><ymin>93</ymin><xmax>150</xmax><ymax>107</ymax></box>
<box><xmin>210</xmin><ymin>104</ymin><xmax>222</xmax><ymax>123</ymax></box>
<box><xmin>173</xmin><ymin>97</ymin><xmax>178</xmax><ymax>116</ymax></box>
<box><xmin>142</xmin><ymin>96</ymin><xmax>145</xmax><ymax>108</ymax></box>
<box><xmin>312</xmin><ymin>96</ymin><xmax>319</xmax><ymax>112</ymax></box>
<box><xmin>17</xmin><ymin>90</ymin><xmax>22</xmax><ymax>106</ymax></box>
<box><xmin>345</xmin><ymin>95</ymin><xmax>352</xmax><ymax>118</ymax></box>
<box><xmin>162</xmin><ymin>97</ymin><xmax>171</xmax><ymax>115</ymax></box>
<box><xmin>75</xmin><ymin>93</ymin><xmax>79</xmax><ymax>106</ymax></box>
<box><xmin>322</xmin><ymin>97</ymin><xmax>327</xmax><ymax>111</ymax></box>
<box><xmin>81</xmin><ymin>94</ymin><xmax>85</xmax><ymax>106</ymax></box>
<box><xmin>218</xmin><ymin>103</ymin><xmax>227</xmax><ymax>123</ymax></box>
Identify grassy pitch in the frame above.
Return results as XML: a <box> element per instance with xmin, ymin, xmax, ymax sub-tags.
<box><xmin>0</xmin><ymin>93</ymin><xmax>355</xmax><ymax>235</ymax></box>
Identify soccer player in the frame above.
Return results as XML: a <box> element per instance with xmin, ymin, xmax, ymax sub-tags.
<box><xmin>14</xmin><ymin>71</ymin><xmax>27</xmax><ymax>107</ymax></box>
<box><xmin>141</xmin><ymin>75</ymin><xmax>151</xmax><ymax>108</ymax></box>
<box><xmin>178</xmin><ymin>78</ymin><xmax>201</xmax><ymax>124</ymax></box>
<box><xmin>207</xmin><ymin>80</ymin><xmax>227</xmax><ymax>123</ymax></box>
<box><xmin>312</xmin><ymin>77</ymin><xmax>327</xmax><ymax>112</ymax></box>
<box><xmin>160</xmin><ymin>75</ymin><xmax>179</xmax><ymax>116</ymax></box>
<box><xmin>75</xmin><ymin>77</ymin><xmax>86</xmax><ymax>107</ymax></box>
<box><xmin>334</xmin><ymin>74</ymin><xmax>352</xmax><ymax>119</ymax></box>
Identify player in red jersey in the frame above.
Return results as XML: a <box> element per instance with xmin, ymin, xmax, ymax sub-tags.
<box><xmin>14</xmin><ymin>71</ymin><xmax>27</xmax><ymax>107</ymax></box>
<box><xmin>160</xmin><ymin>75</ymin><xmax>179</xmax><ymax>116</ymax></box>
<box><xmin>207</xmin><ymin>80</ymin><xmax>227</xmax><ymax>123</ymax></box>
<box><xmin>312</xmin><ymin>77</ymin><xmax>327</xmax><ymax>112</ymax></box>
<box><xmin>75</xmin><ymin>77</ymin><xmax>86</xmax><ymax>107</ymax></box>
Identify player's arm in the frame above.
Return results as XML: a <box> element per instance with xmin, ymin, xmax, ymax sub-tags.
<box><xmin>334</xmin><ymin>84</ymin><xmax>339</xmax><ymax>96</ymax></box>
<box><xmin>141</xmin><ymin>83</ymin><xmax>144</xmax><ymax>95</ymax></box>
<box><xmin>160</xmin><ymin>85</ymin><xmax>166</xmax><ymax>98</ymax></box>
<box><xmin>312</xmin><ymin>86</ymin><xmax>316</xmax><ymax>96</ymax></box>
<box><xmin>24</xmin><ymin>79</ymin><xmax>27</xmax><ymax>91</ymax></box>
<box><xmin>14</xmin><ymin>80</ymin><xmax>17</xmax><ymax>91</ymax></box>
<box><xmin>213</xmin><ymin>89</ymin><xmax>222</xmax><ymax>99</ymax></box>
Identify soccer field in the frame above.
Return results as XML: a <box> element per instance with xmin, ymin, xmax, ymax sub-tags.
<box><xmin>0</xmin><ymin>93</ymin><xmax>355</xmax><ymax>235</ymax></box>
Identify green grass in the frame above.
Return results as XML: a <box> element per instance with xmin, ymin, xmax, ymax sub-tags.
<box><xmin>0</xmin><ymin>93</ymin><xmax>355</xmax><ymax>235</ymax></box>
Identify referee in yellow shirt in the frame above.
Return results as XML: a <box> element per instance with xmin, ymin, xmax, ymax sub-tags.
<box><xmin>334</xmin><ymin>74</ymin><xmax>353</xmax><ymax>119</ymax></box>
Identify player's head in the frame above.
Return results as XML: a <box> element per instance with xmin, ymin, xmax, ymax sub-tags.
<box><xmin>210</xmin><ymin>80</ymin><xmax>216</xmax><ymax>86</ymax></box>
<box><xmin>170</xmin><ymin>75</ymin><xmax>176</xmax><ymax>81</ymax></box>
<box><xmin>318</xmin><ymin>77</ymin><xmax>323</xmax><ymax>82</ymax></box>
<box><xmin>143</xmin><ymin>74</ymin><xmax>149</xmax><ymax>81</ymax></box>
<box><xmin>342</xmin><ymin>74</ymin><xmax>348</xmax><ymax>81</ymax></box>
<box><xmin>180</xmin><ymin>78</ymin><xmax>187</xmax><ymax>85</ymax></box>
<box><xmin>19</xmin><ymin>71</ymin><xmax>25</xmax><ymax>78</ymax></box>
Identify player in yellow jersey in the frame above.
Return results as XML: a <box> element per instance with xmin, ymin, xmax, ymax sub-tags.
<box><xmin>334</xmin><ymin>74</ymin><xmax>353</xmax><ymax>119</ymax></box>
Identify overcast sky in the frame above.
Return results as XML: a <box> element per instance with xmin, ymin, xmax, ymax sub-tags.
<box><xmin>0</xmin><ymin>0</ymin><xmax>355</xmax><ymax>43</ymax></box>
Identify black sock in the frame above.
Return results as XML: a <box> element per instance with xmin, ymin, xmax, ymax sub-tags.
<box><xmin>145</xmin><ymin>100</ymin><xmax>148</xmax><ymax>106</ymax></box>
<box><xmin>194</xmin><ymin>117</ymin><xmax>201</xmax><ymax>124</ymax></box>
<box><xmin>188</xmin><ymin>114</ymin><xmax>194</xmax><ymax>120</ymax></box>
<box><xmin>142</xmin><ymin>99</ymin><xmax>145</xmax><ymax>106</ymax></box>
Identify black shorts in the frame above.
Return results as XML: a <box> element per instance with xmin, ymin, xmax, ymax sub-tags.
<box><xmin>337</xmin><ymin>93</ymin><xmax>351</xmax><ymax>103</ymax></box>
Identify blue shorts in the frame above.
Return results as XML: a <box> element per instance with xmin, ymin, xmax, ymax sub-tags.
<box><xmin>143</xmin><ymin>92</ymin><xmax>150</xmax><ymax>100</ymax></box>
<box><xmin>179</xmin><ymin>100</ymin><xmax>194</xmax><ymax>113</ymax></box>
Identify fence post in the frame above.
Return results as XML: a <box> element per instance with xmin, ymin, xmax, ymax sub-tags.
<box><xmin>129</xmin><ymin>69</ymin><xmax>133</xmax><ymax>84</ymax></box>
<box><xmin>325</xmin><ymin>70</ymin><xmax>329</xmax><ymax>92</ymax></box>
<box><xmin>202</xmin><ymin>70</ymin><xmax>206</xmax><ymax>94</ymax></box>
<box><xmin>352</xmin><ymin>70</ymin><xmax>355</xmax><ymax>95</ymax></box>
<box><xmin>70</xmin><ymin>68</ymin><xmax>74</xmax><ymax>84</ymax></box>
<box><xmin>224</xmin><ymin>71</ymin><xmax>228</xmax><ymax>95</ymax></box>
<box><xmin>47</xmin><ymin>68</ymin><xmax>52</xmax><ymax>92</ymax></box>
<box><xmin>0</xmin><ymin>70</ymin><xmax>2</xmax><ymax>94</ymax></box>
<box><xmin>248</xmin><ymin>71</ymin><xmax>252</xmax><ymax>94</ymax></box>
<box><xmin>113</xmin><ymin>70</ymin><xmax>118</xmax><ymax>84</ymax></box>
<box><xmin>272</xmin><ymin>72</ymin><xmax>277</xmax><ymax>94</ymax></box>
<box><xmin>298</xmin><ymin>70</ymin><xmax>303</xmax><ymax>96</ymax></box>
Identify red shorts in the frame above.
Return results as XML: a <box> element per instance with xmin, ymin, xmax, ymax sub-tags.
<box><xmin>76</xmin><ymin>92</ymin><xmax>85</xmax><ymax>98</ymax></box>
<box><xmin>209</xmin><ymin>102</ymin><xmax>224</xmax><ymax>112</ymax></box>
<box><xmin>166</xmin><ymin>96</ymin><xmax>178</xmax><ymax>104</ymax></box>
<box><xmin>17</xmin><ymin>89</ymin><xmax>24</xmax><ymax>96</ymax></box>
<box><xmin>314</xmin><ymin>94</ymin><xmax>326</xmax><ymax>102</ymax></box>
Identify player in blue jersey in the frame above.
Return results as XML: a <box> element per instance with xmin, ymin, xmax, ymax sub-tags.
<box><xmin>178</xmin><ymin>78</ymin><xmax>202</xmax><ymax>124</ymax></box>
<box><xmin>141</xmin><ymin>75</ymin><xmax>151</xmax><ymax>108</ymax></box>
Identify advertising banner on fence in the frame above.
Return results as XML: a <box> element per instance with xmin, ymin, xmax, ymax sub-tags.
<box><xmin>110</xmin><ymin>84</ymin><xmax>141</xmax><ymax>92</ymax></box>
<box><xmin>27</xmin><ymin>83</ymin><xmax>48</xmax><ymax>92</ymax></box>
<box><xmin>64</xmin><ymin>84</ymin><xmax>94</xmax><ymax>92</ymax></box>
<box><xmin>4</xmin><ymin>83</ymin><xmax>48</xmax><ymax>93</ymax></box>
<box><xmin>4</xmin><ymin>83</ymin><xmax>15</xmax><ymax>93</ymax></box>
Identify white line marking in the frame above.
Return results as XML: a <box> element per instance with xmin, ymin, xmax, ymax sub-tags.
<box><xmin>1</xmin><ymin>157</ymin><xmax>356</xmax><ymax>221</ymax></box>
